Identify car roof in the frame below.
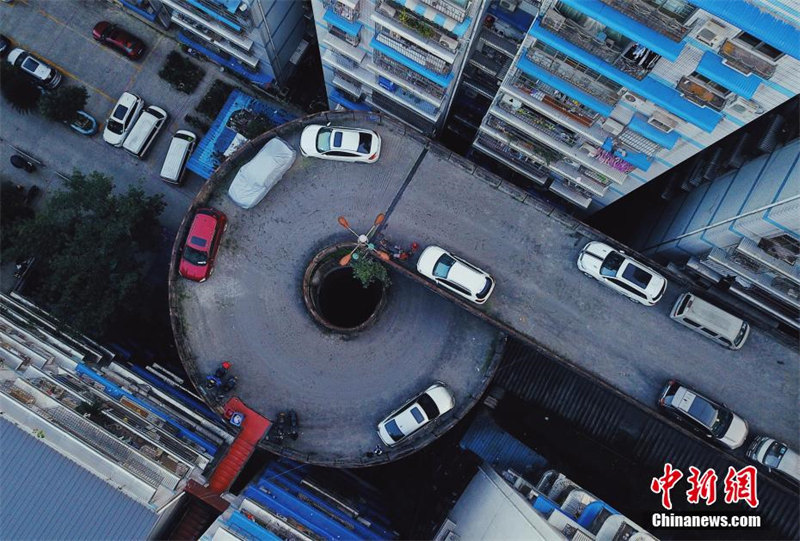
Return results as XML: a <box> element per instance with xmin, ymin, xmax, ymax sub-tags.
<box><xmin>391</xmin><ymin>402</ymin><xmax>428</xmax><ymax>436</ymax></box>
<box><xmin>448</xmin><ymin>260</ymin><xmax>488</xmax><ymax>293</ymax></box>
<box><xmin>331</xmin><ymin>129</ymin><xmax>362</xmax><ymax>152</ymax></box>
<box><xmin>187</xmin><ymin>211</ymin><xmax>219</xmax><ymax>248</ymax></box>
<box><xmin>673</xmin><ymin>386</ymin><xmax>716</xmax><ymax>427</ymax></box>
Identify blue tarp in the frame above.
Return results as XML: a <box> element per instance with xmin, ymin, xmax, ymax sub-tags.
<box><xmin>370</xmin><ymin>38</ymin><xmax>453</xmax><ymax>88</ymax></box>
<box><xmin>488</xmin><ymin>3</ymin><xmax>535</xmax><ymax>32</ymax></box>
<box><xmin>696</xmin><ymin>51</ymin><xmax>762</xmax><ymax>99</ymax></box>
<box><xmin>691</xmin><ymin>0</ymin><xmax>800</xmax><ymax>60</ymax></box>
<box><xmin>557</xmin><ymin>0</ymin><xmax>683</xmax><ymax>61</ymax></box>
<box><xmin>516</xmin><ymin>55</ymin><xmax>614</xmax><ymax>117</ymax></box>
<box><xmin>627</xmin><ymin>113</ymin><xmax>679</xmax><ymax>149</ymax></box>
<box><xmin>177</xmin><ymin>32</ymin><xmax>273</xmax><ymax>85</ymax></box>
<box><xmin>529</xmin><ymin>22</ymin><xmax>722</xmax><ymax>132</ymax></box>
<box><xmin>324</xmin><ymin>8</ymin><xmax>363</xmax><ymax>37</ymax></box>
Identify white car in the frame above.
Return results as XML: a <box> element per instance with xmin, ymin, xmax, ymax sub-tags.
<box><xmin>577</xmin><ymin>241</ymin><xmax>666</xmax><ymax>306</ymax></box>
<box><xmin>228</xmin><ymin>137</ymin><xmax>296</xmax><ymax>209</ymax></box>
<box><xmin>746</xmin><ymin>437</ymin><xmax>800</xmax><ymax>483</ymax></box>
<box><xmin>7</xmin><ymin>48</ymin><xmax>61</xmax><ymax>89</ymax></box>
<box><xmin>377</xmin><ymin>383</ymin><xmax>455</xmax><ymax>446</ymax></box>
<box><xmin>299</xmin><ymin>124</ymin><xmax>381</xmax><ymax>163</ymax></box>
<box><xmin>417</xmin><ymin>246</ymin><xmax>495</xmax><ymax>304</ymax></box>
<box><xmin>103</xmin><ymin>91</ymin><xmax>144</xmax><ymax>147</ymax></box>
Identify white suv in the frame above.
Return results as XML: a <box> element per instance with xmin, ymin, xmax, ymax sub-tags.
<box><xmin>577</xmin><ymin>241</ymin><xmax>667</xmax><ymax>306</ymax></box>
<box><xmin>417</xmin><ymin>246</ymin><xmax>495</xmax><ymax>304</ymax></box>
<box><xmin>103</xmin><ymin>92</ymin><xmax>144</xmax><ymax>147</ymax></box>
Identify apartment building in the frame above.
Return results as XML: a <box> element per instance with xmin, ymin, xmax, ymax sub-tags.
<box><xmin>123</xmin><ymin>0</ymin><xmax>309</xmax><ymax>86</ymax></box>
<box><xmin>0</xmin><ymin>292</ymin><xmax>231</xmax><ymax>539</ymax></box>
<box><xmin>470</xmin><ymin>0</ymin><xmax>800</xmax><ymax>213</ymax></box>
<box><xmin>635</xmin><ymin>138</ymin><xmax>799</xmax><ymax>332</ymax></box>
<box><xmin>310</xmin><ymin>0</ymin><xmax>491</xmax><ymax>135</ymax></box>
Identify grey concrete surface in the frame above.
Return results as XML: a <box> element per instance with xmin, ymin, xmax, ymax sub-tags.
<box><xmin>175</xmin><ymin>119</ymin><xmax>500</xmax><ymax>464</ymax></box>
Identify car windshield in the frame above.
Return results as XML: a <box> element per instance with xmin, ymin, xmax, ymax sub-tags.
<box><xmin>433</xmin><ymin>254</ymin><xmax>456</xmax><ymax>279</ymax></box>
<box><xmin>384</xmin><ymin>419</ymin><xmax>404</xmax><ymax>442</ymax></box>
<box><xmin>710</xmin><ymin>408</ymin><xmax>733</xmax><ymax>438</ymax></box>
<box><xmin>183</xmin><ymin>245</ymin><xmax>208</xmax><ymax>266</ymax></box>
<box><xmin>22</xmin><ymin>57</ymin><xmax>40</xmax><ymax>72</ymax></box>
<box><xmin>358</xmin><ymin>133</ymin><xmax>371</xmax><ymax>153</ymax></box>
<box><xmin>316</xmin><ymin>129</ymin><xmax>331</xmax><ymax>152</ymax></box>
<box><xmin>417</xmin><ymin>393</ymin><xmax>441</xmax><ymax>420</ymax></box>
<box><xmin>106</xmin><ymin>118</ymin><xmax>124</xmax><ymax>134</ymax></box>
<box><xmin>621</xmin><ymin>263</ymin><xmax>653</xmax><ymax>289</ymax></box>
<box><xmin>764</xmin><ymin>441</ymin><xmax>787</xmax><ymax>468</ymax></box>
<box><xmin>600</xmin><ymin>252</ymin><xmax>625</xmax><ymax>277</ymax></box>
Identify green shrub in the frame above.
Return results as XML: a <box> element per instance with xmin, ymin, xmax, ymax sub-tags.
<box><xmin>38</xmin><ymin>85</ymin><xmax>88</xmax><ymax>123</ymax></box>
<box><xmin>195</xmin><ymin>79</ymin><xmax>234</xmax><ymax>118</ymax></box>
<box><xmin>158</xmin><ymin>51</ymin><xmax>205</xmax><ymax>94</ymax></box>
<box><xmin>351</xmin><ymin>257</ymin><xmax>390</xmax><ymax>288</ymax></box>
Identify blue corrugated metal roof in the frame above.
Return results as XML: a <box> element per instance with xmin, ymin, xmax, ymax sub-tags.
<box><xmin>0</xmin><ymin>419</ymin><xmax>157</xmax><ymax>540</ymax></box>
<box><xmin>459</xmin><ymin>411</ymin><xmax>548</xmax><ymax>474</ymax></box>
<box><xmin>393</xmin><ymin>0</ymin><xmax>471</xmax><ymax>36</ymax></box>
<box><xmin>324</xmin><ymin>8</ymin><xmax>364</xmax><ymax>37</ymax></box>
<box><xmin>185</xmin><ymin>0</ymin><xmax>241</xmax><ymax>31</ymax></box>
<box><xmin>696</xmin><ymin>51</ymin><xmax>762</xmax><ymax>99</ymax></box>
<box><xmin>488</xmin><ymin>3</ymin><xmax>535</xmax><ymax>32</ymax></box>
<box><xmin>516</xmin><ymin>55</ymin><xmax>614</xmax><ymax>117</ymax></box>
<box><xmin>529</xmin><ymin>22</ymin><xmax>722</xmax><ymax>132</ymax></box>
<box><xmin>627</xmin><ymin>113</ymin><xmax>679</xmax><ymax>149</ymax></box>
<box><xmin>691</xmin><ymin>0</ymin><xmax>800</xmax><ymax>60</ymax></box>
<box><xmin>178</xmin><ymin>32</ymin><xmax>273</xmax><ymax>85</ymax></box>
<box><xmin>330</xmin><ymin>88</ymin><xmax>372</xmax><ymax>111</ymax></box>
<box><xmin>558</xmin><ymin>0</ymin><xmax>683</xmax><ymax>60</ymax></box>
<box><xmin>370</xmin><ymin>38</ymin><xmax>454</xmax><ymax>87</ymax></box>
<box><xmin>226</xmin><ymin>510</ymin><xmax>283</xmax><ymax>541</ymax></box>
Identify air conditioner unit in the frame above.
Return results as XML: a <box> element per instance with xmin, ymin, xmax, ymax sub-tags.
<box><xmin>377</xmin><ymin>2</ymin><xmax>396</xmax><ymax>17</ymax></box>
<box><xmin>695</xmin><ymin>19</ymin><xmax>726</xmax><ymax>49</ymax></box>
<box><xmin>728</xmin><ymin>96</ymin><xmax>764</xmax><ymax>117</ymax></box>
<box><xmin>499</xmin><ymin>0</ymin><xmax>519</xmax><ymax>12</ymax></box>
<box><xmin>647</xmin><ymin>109</ymin><xmax>679</xmax><ymax>133</ymax></box>
<box><xmin>601</xmin><ymin>117</ymin><xmax>625</xmax><ymax>135</ymax></box>
<box><xmin>622</xmin><ymin>91</ymin><xmax>645</xmax><ymax>108</ymax></box>
<box><xmin>438</xmin><ymin>35</ymin><xmax>458</xmax><ymax>51</ymax></box>
<box><xmin>542</xmin><ymin>10</ymin><xmax>565</xmax><ymax>31</ymax></box>
<box><xmin>500</xmin><ymin>94</ymin><xmax>520</xmax><ymax>108</ymax></box>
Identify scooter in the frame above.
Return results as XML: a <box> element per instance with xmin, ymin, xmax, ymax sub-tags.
<box><xmin>10</xmin><ymin>155</ymin><xmax>36</xmax><ymax>173</ymax></box>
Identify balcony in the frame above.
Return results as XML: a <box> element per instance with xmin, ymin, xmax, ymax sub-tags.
<box><xmin>719</xmin><ymin>39</ymin><xmax>777</xmax><ymax>80</ymax></box>
<box><xmin>375</xmin><ymin>2</ymin><xmax>461</xmax><ymax>58</ymax></box>
<box><xmin>549</xmin><ymin>179</ymin><xmax>593</xmax><ymax>209</ymax></box>
<box><xmin>525</xmin><ymin>48</ymin><xmax>621</xmax><ymax>108</ymax></box>
<box><xmin>416</xmin><ymin>0</ymin><xmax>469</xmax><ymax>23</ymax></box>
<box><xmin>597</xmin><ymin>0</ymin><xmax>691</xmax><ymax>42</ymax></box>
<box><xmin>484</xmin><ymin>115</ymin><xmax>564</xmax><ymax>165</ymax></box>
<box><xmin>508</xmin><ymin>74</ymin><xmax>599</xmax><ymax>129</ymax></box>
<box><xmin>171</xmin><ymin>13</ymin><xmax>258</xmax><ymax>67</ymax></box>
<box><xmin>677</xmin><ymin>75</ymin><xmax>730</xmax><ymax>111</ymax></box>
<box><xmin>539</xmin><ymin>8</ymin><xmax>652</xmax><ymax>80</ymax></box>
<box><xmin>374</xmin><ymin>31</ymin><xmax>450</xmax><ymax>74</ymax></box>
<box><xmin>496</xmin><ymin>99</ymin><xmax>579</xmax><ymax>147</ymax></box>
<box><xmin>324</xmin><ymin>0</ymin><xmax>359</xmax><ymax>22</ymax></box>
<box><xmin>323</xmin><ymin>32</ymin><xmax>367</xmax><ymax>63</ymax></box>
<box><xmin>372</xmin><ymin>48</ymin><xmax>449</xmax><ymax>99</ymax></box>
<box><xmin>478</xmin><ymin>28</ymin><xmax>518</xmax><ymax>58</ymax></box>
<box><xmin>160</xmin><ymin>0</ymin><xmax>252</xmax><ymax>49</ymax></box>
<box><xmin>473</xmin><ymin>133</ymin><xmax>551</xmax><ymax>185</ymax></box>
<box><xmin>469</xmin><ymin>49</ymin><xmax>508</xmax><ymax>78</ymax></box>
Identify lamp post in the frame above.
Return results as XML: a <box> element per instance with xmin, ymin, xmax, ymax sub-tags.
<box><xmin>337</xmin><ymin>213</ymin><xmax>391</xmax><ymax>266</ymax></box>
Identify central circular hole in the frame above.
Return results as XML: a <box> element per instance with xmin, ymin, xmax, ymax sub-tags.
<box><xmin>317</xmin><ymin>267</ymin><xmax>383</xmax><ymax>328</ymax></box>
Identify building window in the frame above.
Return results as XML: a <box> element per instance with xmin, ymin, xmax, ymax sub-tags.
<box><xmin>647</xmin><ymin>0</ymin><xmax>696</xmax><ymax>24</ymax></box>
<box><xmin>735</xmin><ymin>32</ymin><xmax>783</xmax><ymax>61</ymax></box>
<box><xmin>758</xmin><ymin>234</ymin><xmax>800</xmax><ymax>265</ymax></box>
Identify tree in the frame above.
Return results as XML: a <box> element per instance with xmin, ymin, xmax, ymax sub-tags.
<box><xmin>38</xmin><ymin>84</ymin><xmax>88</xmax><ymax>123</ymax></box>
<box><xmin>0</xmin><ymin>63</ymin><xmax>40</xmax><ymax>113</ymax></box>
<box><xmin>7</xmin><ymin>171</ymin><xmax>166</xmax><ymax>337</ymax></box>
<box><xmin>351</xmin><ymin>257</ymin><xmax>390</xmax><ymax>288</ymax></box>
<box><xmin>0</xmin><ymin>181</ymin><xmax>35</xmax><ymax>254</ymax></box>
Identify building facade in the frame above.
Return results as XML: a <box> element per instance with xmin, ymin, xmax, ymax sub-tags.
<box><xmin>471</xmin><ymin>0</ymin><xmax>800</xmax><ymax>213</ymax></box>
<box><xmin>634</xmin><ymin>138</ymin><xmax>799</xmax><ymax>331</ymax></box>
<box><xmin>310</xmin><ymin>0</ymin><xmax>493</xmax><ymax>135</ymax></box>
<box><xmin>0</xmin><ymin>292</ymin><xmax>231</xmax><ymax>538</ymax></box>
<box><xmin>122</xmin><ymin>0</ymin><xmax>310</xmax><ymax>87</ymax></box>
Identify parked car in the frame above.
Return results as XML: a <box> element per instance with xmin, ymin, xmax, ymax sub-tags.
<box><xmin>0</xmin><ymin>35</ymin><xmax>11</xmax><ymax>58</ymax></box>
<box><xmin>746</xmin><ymin>436</ymin><xmax>800</xmax><ymax>483</ymax></box>
<box><xmin>92</xmin><ymin>21</ymin><xmax>145</xmax><ymax>59</ymax></box>
<box><xmin>299</xmin><ymin>124</ymin><xmax>381</xmax><ymax>163</ymax></box>
<box><xmin>577</xmin><ymin>241</ymin><xmax>667</xmax><ymax>306</ymax></box>
<box><xmin>228</xmin><ymin>137</ymin><xmax>296</xmax><ymax>209</ymax></box>
<box><xmin>179</xmin><ymin>208</ymin><xmax>227</xmax><ymax>282</ymax></box>
<box><xmin>377</xmin><ymin>383</ymin><xmax>455</xmax><ymax>446</ymax></box>
<box><xmin>658</xmin><ymin>380</ymin><xmax>748</xmax><ymax>449</ymax></box>
<box><xmin>417</xmin><ymin>246</ymin><xmax>495</xmax><ymax>304</ymax></box>
<box><xmin>103</xmin><ymin>91</ymin><xmax>144</xmax><ymax>147</ymax></box>
<box><xmin>6</xmin><ymin>47</ymin><xmax>61</xmax><ymax>88</ymax></box>
<box><xmin>670</xmin><ymin>293</ymin><xmax>750</xmax><ymax>350</ymax></box>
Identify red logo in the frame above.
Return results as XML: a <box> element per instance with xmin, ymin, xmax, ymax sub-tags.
<box><xmin>686</xmin><ymin>466</ymin><xmax>718</xmax><ymax>505</ymax></box>
<box><xmin>724</xmin><ymin>466</ymin><xmax>759</xmax><ymax>508</ymax></box>
<box><xmin>651</xmin><ymin>463</ymin><xmax>683</xmax><ymax>510</ymax></box>
<box><xmin>651</xmin><ymin>464</ymin><xmax>758</xmax><ymax>509</ymax></box>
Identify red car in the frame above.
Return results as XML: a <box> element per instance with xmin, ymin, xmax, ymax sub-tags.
<box><xmin>179</xmin><ymin>208</ymin><xmax>227</xmax><ymax>282</ymax></box>
<box><xmin>92</xmin><ymin>21</ymin><xmax>145</xmax><ymax>60</ymax></box>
